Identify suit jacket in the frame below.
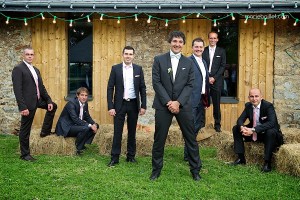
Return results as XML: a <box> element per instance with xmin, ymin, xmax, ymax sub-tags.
<box><xmin>237</xmin><ymin>99</ymin><xmax>281</xmax><ymax>134</ymax></box>
<box><xmin>202</xmin><ymin>46</ymin><xmax>226</xmax><ymax>88</ymax></box>
<box><xmin>55</xmin><ymin>97</ymin><xmax>96</xmax><ymax>137</ymax></box>
<box><xmin>107</xmin><ymin>63</ymin><xmax>147</xmax><ymax>113</ymax></box>
<box><xmin>189</xmin><ymin>55</ymin><xmax>210</xmax><ymax>108</ymax></box>
<box><xmin>12</xmin><ymin>61</ymin><xmax>52</xmax><ymax>111</ymax></box>
<box><xmin>152</xmin><ymin>52</ymin><xmax>194</xmax><ymax>112</ymax></box>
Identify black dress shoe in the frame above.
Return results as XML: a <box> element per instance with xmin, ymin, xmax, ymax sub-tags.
<box><xmin>20</xmin><ymin>155</ymin><xmax>36</xmax><ymax>162</ymax></box>
<box><xmin>107</xmin><ymin>160</ymin><xmax>119</xmax><ymax>167</ymax></box>
<box><xmin>214</xmin><ymin>127</ymin><xmax>221</xmax><ymax>132</ymax></box>
<box><xmin>76</xmin><ymin>150</ymin><xmax>84</xmax><ymax>156</ymax></box>
<box><xmin>231</xmin><ymin>158</ymin><xmax>246</xmax><ymax>165</ymax></box>
<box><xmin>149</xmin><ymin>171</ymin><xmax>161</xmax><ymax>181</ymax></box>
<box><xmin>261</xmin><ymin>162</ymin><xmax>272</xmax><ymax>172</ymax></box>
<box><xmin>126</xmin><ymin>158</ymin><xmax>137</xmax><ymax>163</ymax></box>
<box><xmin>40</xmin><ymin>132</ymin><xmax>51</xmax><ymax>137</ymax></box>
<box><xmin>192</xmin><ymin>173</ymin><xmax>201</xmax><ymax>181</ymax></box>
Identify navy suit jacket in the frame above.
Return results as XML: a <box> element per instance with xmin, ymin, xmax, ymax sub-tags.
<box><xmin>12</xmin><ymin>61</ymin><xmax>52</xmax><ymax>111</ymax></box>
<box><xmin>189</xmin><ymin>55</ymin><xmax>210</xmax><ymax>108</ymax></box>
<box><xmin>152</xmin><ymin>52</ymin><xmax>194</xmax><ymax>112</ymax></box>
<box><xmin>55</xmin><ymin>97</ymin><xmax>96</xmax><ymax>137</ymax></box>
<box><xmin>237</xmin><ymin>99</ymin><xmax>281</xmax><ymax>134</ymax></box>
<box><xmin>202</xmin><ymin>46</ymin><xmax>226</xmax><ymax>88</ymax></box>
<box><xmin>107</xmin><ymin>63</ymin><xmax>147</xmax><ymax>113</ymax></box>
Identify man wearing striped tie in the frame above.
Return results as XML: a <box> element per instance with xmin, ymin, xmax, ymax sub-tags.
<box><xmin>231</xmin><ymin>88</ymin><xmax>283</xmax><ymax>172</ymax></box>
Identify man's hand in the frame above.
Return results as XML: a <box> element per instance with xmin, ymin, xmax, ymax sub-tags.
<box><xmin>20</xmin><ymin>109</ymin><xmax>29</xmax><ymax>116</ymax></box>
<box><xmin>108</xmin><ymin>109</ymin><xmax>116</xmax><ymax>116</ymax></box>
<box><xmin>209</xmin><ymin>77</ymin><xmax>215</xmax><ymax>84</ymax></box>
<box><xmin>139</xmin><ymin>108</ymin><xmax>146</xmax><ymax>116</ymax></box>
<box><xmin>48</xmin><ymin>103</ymin><xmax>53</xmax><ymax>111</ymax></box>
<box><xmin>240</xmin><ymin>126</ymin><xmax>254</xmax><ymax>137</ymax></box>
<box><xmin>167</xmin><ymin>101</ymin><xmax>180</xmax><ymax>114</ymax></box>
<box><xmin>91</xmin><ymin>124</ymin><xmax>98</xmax><ymax>133</ymax></box>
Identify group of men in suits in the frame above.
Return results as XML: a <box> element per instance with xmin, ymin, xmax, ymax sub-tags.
<box><xmin>12</xmin><ymin>31</ymin><xmax>282</xmax><ymax>179</ymax></box>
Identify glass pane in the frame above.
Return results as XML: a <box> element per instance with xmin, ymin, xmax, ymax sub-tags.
<box><xmin>68</xmin><ymin>21</ymin><xmax>93</xmax><ymax>96</ymax></box>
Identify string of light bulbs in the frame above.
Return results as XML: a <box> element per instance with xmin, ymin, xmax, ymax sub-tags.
<box><xmin>0</xmin><ymin>12</ymin><xmax>298</xmax><ymax>27</ymax></box>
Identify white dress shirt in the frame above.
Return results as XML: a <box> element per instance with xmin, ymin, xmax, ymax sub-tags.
<box><xmin>123</xmin><ymin>62</ymin><xmax>136</xmax><ymax>99</ymax></box>
<box><xmin>194</xmin><ymin>55</ymin><xmax>207</xmax><ymax>94</ymax></box>
<box><xmin>170</xmin><ymin>51</ymin><xmax>181</xmax><ymax>81</ymax></box>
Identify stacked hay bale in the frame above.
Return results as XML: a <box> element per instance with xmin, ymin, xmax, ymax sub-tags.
<box><xmin>30</xmin><ymin>129</ymin><xmax>76</xmax><ymax>156</ymax></box>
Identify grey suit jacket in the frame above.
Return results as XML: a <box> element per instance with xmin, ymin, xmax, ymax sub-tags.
<box><xmin>152</xmin><ymin>52</ymin><xmax>194</xmax><ymax>112</ymax></box>
<box><xmin>12</xmin><ymin>61</ymin><xmax>52</xmax><ymax>111</ymax></box>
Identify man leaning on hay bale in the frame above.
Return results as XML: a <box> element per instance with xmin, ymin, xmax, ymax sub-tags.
<box><xmin>55</xmin><ymin>87</ymin><xmax>99</xmax><ymax>155</ymax></box>
<box><xmin>231</xmin><ymin>88</ymin><xmax>283</xmax><ymax>172</ymax></box>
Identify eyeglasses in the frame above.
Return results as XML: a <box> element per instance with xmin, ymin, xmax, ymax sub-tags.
<box><xmin>25</xmin><ymin>53</ymin><xmax>34</xmax><ymax>56</ymax></box>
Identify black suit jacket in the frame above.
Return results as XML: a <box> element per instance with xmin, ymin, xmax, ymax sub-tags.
<box><xmin>189</xmin><ymin>55</ymin><xmax>210</xmax><ymax>108</ymax></box>
<box><xmin>152</xmin><ymin>52</ymin><xmax>194</xmax><ymax>112</ymax></box>
<box><xmin>107</xmin><ymin>63</ymin><xmax>147</xmax><ymax>113</ymax></box>
<box><xmin>55</xmin><ymin>97</ymin><xmax>96</xmax><ymax>137</ymax></box>
<box><xmin>202</xmin><ymin>46</ymin><xmax>226</xmax><ymax>88</ymax></box>
<box><xmin>237</xmin><ymin>99</ymin><xmax>281</xmax><ymax>134</ymax></box>
<box><xmin>12</xmin><ymin>61</ymin><xmax>52</xmax><ymax>111</ymax></box>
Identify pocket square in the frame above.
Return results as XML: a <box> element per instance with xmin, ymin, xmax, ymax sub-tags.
<box><xmin>182</xmin><ymin>68</ymin><xmax>186</xmax><ymax>70</ymax></box>
<box><xmin>216</xmin><ymin>55</ymin><xmax>221</xmax><ymax>57</ymax></box>
<box><xmin>261</xmin><ymin>116</ymin><xmax>267</xmax><ymax>120</ymax></box>
<box><xmin>135</xmin><ymin>75</ymin><xmax>140</xmax><ymax>77</ymax></box>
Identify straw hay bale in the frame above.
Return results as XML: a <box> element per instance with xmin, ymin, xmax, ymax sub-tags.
<box><xmin>30</xmin><ymin>129</ymin><xmax>76</xmax><ymax>156</ymax></box>
<box><xmin>275</xmin><ymin>144</ymin><xmax>300</xmax><ymax>177</ymax></box>
<box><xmin>281</xmin><ymin>128</ymin><xmax>300</xmax><ymax>144</ymax></box>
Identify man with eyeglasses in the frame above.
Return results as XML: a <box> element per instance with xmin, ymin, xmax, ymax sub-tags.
<box><xmin>12</xmin><ymin>46</ymin><xmax>57</xmax><ymax>161</ymax></box>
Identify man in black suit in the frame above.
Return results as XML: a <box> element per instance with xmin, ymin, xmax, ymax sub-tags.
<box><xmin>12</xmin><ymin>46</ymin><xmax>57</xmax><ymax>161</ymax></box>
<box><xmin>184</xmin><ymin>37</ymin><xmax>210</xmax><ymax>161</ymax></box>
<box><xmin>151</xmin><ymin>31</ymin><xmax>202</xmax><ymax>181</ymax></box>
<box><xmin>107</xmin><ymin>46</ymin><xmax>147</xmax><ymax>167</ymax></box>
<box><xmin>202</xmin><ymin>31</ymin><xmax>226</xmax><ymax>132</ymax></box>
<box><xmin>231</xmin><ymin>88</ymin><xmax>283</xmax><ymax>172</ymax></box>
<box><xmin>55</xmin><ymin>87</ymin><xmax>99</xmax><ymax>155</ymax></box>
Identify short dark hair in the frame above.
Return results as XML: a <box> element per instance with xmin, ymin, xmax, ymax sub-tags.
<box><xmin>122</xmin><ymin>46</ymin><xmax>135</xmax><ymax>54</ymax></box>
<box><xmin>192</xmin><ymin>37</ymin><xmax>205</xmax><ymax>47</ymax></box>
<box><xmin>76</xmin><ymin>87</ymin><xmax>89</xmax><ymax>95</ymax></box>
<box><xmin>167</xmin><ymin>31</ymin><xmax>186</xmax><ymax>44</ymax></box>
<box><xmin>23</xmin><ymin>46</ymin><xmax>33</xmax><ymax>53</ymax></box>
<box><xmin>208</xmin><ymin>31</ymin><xmax>218</xmax><ymax>38</ymax></box>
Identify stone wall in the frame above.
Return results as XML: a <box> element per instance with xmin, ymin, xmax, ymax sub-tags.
<box><xmin>274</xmin><ymin>19</ymin><xmax>300</xmax><ymax>128</ymax></box>
<box><xmin>0</xmin><ymin>22</ymin><xmax>31</xmax><ymax>134</ymax></box>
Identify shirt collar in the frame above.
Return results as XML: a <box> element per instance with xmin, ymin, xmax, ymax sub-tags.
<box><xmin>193</xmin><ymin>54</ymin><xmax>202</xmax><ymax>62</ymax></box>
<box><xmin>23</xmin><ymin>60</ymin><xmax>33</xmax><ymax>68</ymax></box>
<box><xmin>123</xmin><ymin>62</ymin><xmax>133</xmax><ymax>68</ymax></box>
<box><xmin>170</xmin><ymin>51</ymin><xmax>181</xmax><ymax>59</ymax></box>
<box><xmin>209</xmin><ymin>46</ymin><xmax>216</xmax><ymax>51</ymax></box>
<box><xmin>78</xmin><ymin>100</ymin><xmax>85</xmax><ymax>107</ymax></box>
<box><xmin>253</xmin><ymin>102</ymin><xmax>261</xmax><ymax>109</ymax></box>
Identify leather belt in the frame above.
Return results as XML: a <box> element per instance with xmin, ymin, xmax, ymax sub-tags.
<box><xmin>123</xmin><ymin>98</ymin><xmax>136</xmax><ymax>102</ymax></box>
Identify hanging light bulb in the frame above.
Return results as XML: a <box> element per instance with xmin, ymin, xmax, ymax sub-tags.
<box><xmin>244</xmin><ymin>16</ymin><xmax>249</xmax><ymax>23</ymax></box>
<box><xmin>226</xmin><ymin>3</ymin><xmax>229</xmax><ymax>9</ymax></box>
<box><xmin>294</xmin><ymin>19</ymin><xmax>299</xmax><ymax>26</ymax></box>
<box><xmin>87</xmin><ymin>15</ymin><xmax>91</xmax><ymax>22</ymax></box>
<box><xmin>165</xmin><ymin>19</ymin><xmax>168</xmax><ymax>27</ymax></box>
<box><xmin>263</xmin><ymin>18</ymin><xmax>267</xmax><ymax>26</ymax></box>
<box><xmin>40</xmin><ymin>13</ymin><xmax>45</xmax><ymax>20</ymax></box>
<box><xmin>100</xmin><ymin>14</ymin><xmax>104</xmax><ymax>21</ymax></box>
<box><xmin>147</xmin><ymin>15</ymin><xmax>152</xmax><ymax>23</ymax></box>
<box><xmin>135</xmin><ymin>14</ymin><xmax>138</xmax><ymax>22</ymax></box>
<box><xmin>213</xmin><ymin>19</ymin><xmax>217</xmax><ymax>27</ymax></box>
<box><xmin>24</xmin><ymin>18</ymin><xmax>28</xmax><ymax>26</ymax></box>
<box><xmin>196</xmin><ymin>13</ymin><xmax>200</xmax><ymax>18</ymax></box>
<box><xmin>69</xmin><ymin>20</ymin><xmax>73</xmax><ymax>27</ymax></box>
<box><xmin>248</xmin><ymin>3</ymin><xmax>251</xmax><ymax>9</ymax></box>
<box><xmin>282</xmin><ymin>13</ymin><xmax>286</xmax><ymax>20</ymax></box>
<box><xmin>53</xmin><ymin>16</ymin><xmax>57</xmax><ymax>24</ymax></box>
<box><xmin>6</xmin><ymin>17</ymin><xmax>10</xmax><ymax>24</ymax></box>
<box><xmin>117</xmin><ymin>17</ymin><xmax>120</xmax><ymax>24</ymax></box>
<box><xmin>182</xmin><ymin>17</ymin><xmax>186</xmax><ymax>23</ymax></box>
<box><xmin>231</xmin><ymin>13</ymin><xmax>235</xmax><ymax>20</ymax></box>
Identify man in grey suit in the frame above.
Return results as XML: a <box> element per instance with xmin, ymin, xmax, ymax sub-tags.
<box><xmin>202</xmin><ymin>31</ymin><xmax>226</xmax><ymax>132</ymax></box>
<box><xmin>150</xmin><ymin>31</ymin><xmax>202</xmax><ymax>181</ymax></box>
<box><xmin>107</xmin><ymin>46</ymin><xmax>147</xmax><ymax>167</ymax></box>
<box><xmin>184</xmin><ymin>37</ymin><xmax>210</xmax><ymax>161</ymax></box>
<box><xmin>56</xmin><ymin>87</ymin><xmax>99</xmax><ymax>155</ymax></box>
<box><xmin>12</xmin><ymin>46</ymin><xmax>57</xmax><ymax>161</ymax></box>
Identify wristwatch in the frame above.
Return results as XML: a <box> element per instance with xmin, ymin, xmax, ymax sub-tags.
<box><xmin>251</xmin><ymin>128</ymin><xmax>256</xmax><ymax>133</ymax></box>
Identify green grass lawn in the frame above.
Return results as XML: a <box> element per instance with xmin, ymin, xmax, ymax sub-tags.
<box><xmin>0</xmin><ymin>134</ymin><xmax>299</xmax><ymax>200</ymax></box>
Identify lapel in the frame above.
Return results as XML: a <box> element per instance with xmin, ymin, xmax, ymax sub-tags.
<box><xmin>22</xmin><ymin>62</ymin><xmax>36</xmax><ymax>83</ymax></box>
<box><xmin>190</xmin><ymin>56</ymin><xmax>201</xmax><ymax>74</ymax></box>
<box><xmin>118</xmin><ymin>64</ymin><xmax>125</xmax><ymax>88</ymax></box>
<box><xmin>133</xmin><ymin>64</ymin><xmax>138</xmax><ymax>88</ymax></box>
<box><xmin>164</xmin><ymin>53</ymin><xmax>173</xmax><ymax>83</ymax></box>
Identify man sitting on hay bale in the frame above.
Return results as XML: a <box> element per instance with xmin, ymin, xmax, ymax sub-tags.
<box><xmin>231</xmin><ymin>88</ymin><xmax>283</xmax><ymax>172</ymax></box>
<box><xmin>55</xmin><ymin>87</ymin><xmax>99</xmax><ymax>155</ymax></box>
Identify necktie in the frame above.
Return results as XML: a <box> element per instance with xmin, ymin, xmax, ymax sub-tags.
<box><xmin>252</xmin><ymin>107</ymin><xmax>257</xmax><ymax>141</ymax></box>
<box><xmin>35</xmin><ymin>79</ymin><xmax>40</xmax><ymax>99</ymax></box>
<box><xmin>79</xmin><ymin>104</ymin><xmax>84</xmax><ymax>120</ymax></box>
<box><xmin>171</xmin><ymin>54</ymin><xmax>181</xmax><ymax>59</ymax></box>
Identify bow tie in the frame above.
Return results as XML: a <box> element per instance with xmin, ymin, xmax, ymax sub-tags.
<box><xmin>171</xmin><ymin>53</ymin><xmax>181</xmax><ymax>59</ymax></box>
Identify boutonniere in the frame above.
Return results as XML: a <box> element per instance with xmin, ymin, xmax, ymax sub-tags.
<box><xmin>168</xmin><ymin>68</ymin><xmax>172</xmax><ymax>74</ymax></box>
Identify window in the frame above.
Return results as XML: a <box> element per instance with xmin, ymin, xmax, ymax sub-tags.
<box><xmin>211</xmin><ymin>16</ymin><xmax>238</xmax><ymax>102</ymax></box>
<box><xmin>68</xmin><ymin>20</ymin><xmax>93</xmax><ymax>96</ymax></box>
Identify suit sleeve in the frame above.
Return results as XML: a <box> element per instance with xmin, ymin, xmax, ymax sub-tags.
<box><xmin>152</xmin><ymin>56</ymin><xmax>172</xmax><ymax>105</ymax></box>
<box><xmin>66</xmin><ymin>101</ymin><xmax>89</xmax><ymax>127</ymax></box>
<box><xmin>107</xmin><ymin>66</ymin><xmax>115</xmax><ymax>110</ymax></box>
<box><xmin>139</xmin><ymin>67</ymin><xmax>147</xmax><ymax>109</ymax></box>
<box><xmin>12</xmin><ymin>66</ymin><xmax>27</xmax><ymax>111</ymax></box>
